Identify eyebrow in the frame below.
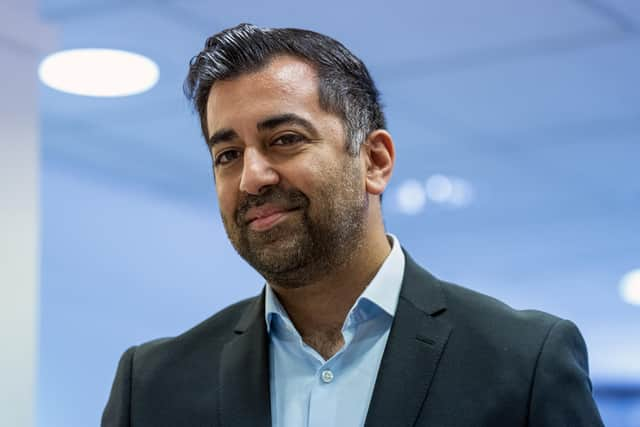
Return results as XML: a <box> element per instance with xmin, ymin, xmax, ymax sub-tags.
<box><xmin>256</xmin><ymin>113</ymin><xmax>318</xmax><ymax>136</ymax></box>
<box><xmin>208</xmin><ymin>128</ymin><xmax>238</xmax><ymax>148</ymax></box>
<box><xmin>208</xmin><ymin>113</ymin><xmax>319</xmax><ymax>148</ymax></box>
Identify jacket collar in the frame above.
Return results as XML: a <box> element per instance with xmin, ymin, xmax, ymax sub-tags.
<box><xmin>219</xmin><ymin>292</ymin><xmax>272</xmax><ymax>427</ymax></box>
<box><xmin>364</xmin><ymin>250</ymin><xmax>452</xmax><ymax>427</ymax></box>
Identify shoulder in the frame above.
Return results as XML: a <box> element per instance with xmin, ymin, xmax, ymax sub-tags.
<box><xmin>402</xmin><ymin>253</ymin><xmax>568</xmax><ymax>358</ymax></box>
<box><xmin>408</xmin><ymin>263</ymin><xmax>592</xmax><ymax>391</ymax></box>
<box><xmin>440</xmin><ymin>278</ymin><xmax>588</xmax><ymax>369</ymax></box>
<box><xmin>398</xmin><ymin>254</ymin><xmax>602</xmax><ymax>423</ymax></box>
<box><xmin>437</xmin><ymin>277</ymin><xmax>578</xmax><ymax>358</ymax></box>
<box><xmin>103</xmin><ymin>295</ymin><xmax>264</xmax><ymax>422</ymax></box>
<box><xmin>439</xmin><ymin>278</ymin><xmax>561</xmax><ymax>334</ymax></box>
<box><xmin>129</xmin><ymin>295</ymin><xmax>260</xmax><ymax>372</ymax></box>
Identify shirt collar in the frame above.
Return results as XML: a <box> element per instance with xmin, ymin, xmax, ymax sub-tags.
<box><xmin>265</xmin><ymin>234</ymin><xmax>405</xmax><ymax>334</ymax></box>
<box><xmin>356</xmin><ymin>233</ymin><xmax>405</xmax><ymax>317</ymax></box>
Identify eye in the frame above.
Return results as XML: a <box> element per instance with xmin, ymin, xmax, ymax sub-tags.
<box><xmin>214</xmin><ymin>149</ymin><xmax>241</xmax><ymax>166</ymax></box>
<box><xmin>271</xmin><ymin>133</ymin><xmax>307</xmax><ymax>146</ymax></box>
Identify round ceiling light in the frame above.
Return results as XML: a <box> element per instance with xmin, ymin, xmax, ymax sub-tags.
<box><xmin>620</xmin><ymin>269</ymin><xmax>640</xmax><ymax>306</ymax></box>
<box><xmin>38</xmin><ymin>48</ymin><xmax>159</xmax><ymax>97</ymax></box>
<box><xmin>425</xmin><ymin>174</ymin><xmax>453</xmax><ymax>203</ymax></box>
<box><xmin>396</xmin><ymin>179</ymin><xmax>427</xmax><ymax>215</ymax></box>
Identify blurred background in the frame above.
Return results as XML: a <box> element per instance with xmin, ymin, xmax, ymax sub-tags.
<box><xmin>1</xmin><ymin>0</ymin><xmax>638</xmax><ymax>426</ymax></box>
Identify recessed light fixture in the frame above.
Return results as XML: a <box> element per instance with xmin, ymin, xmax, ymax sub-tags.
<box><xmin>620</xmin><ymin>269</ymin><xmax>640</xmax><ymax>306</ymax></box>
<box><xmin>448</xmin><ymin>178</ymin><xmax>474</xmax><ymax>207</ymax></box>
<box><xmin>38</xmin><ymin>48</ymin><xmax>159</xmax><ymax>97</ymax></box>
<box><xmin>425</xmin><ymin>174</ymin><xmax>453</xmax><ymax>203</ymax></box>
<box><xmin>425</xmin><ymin>174</ymin><xmax>474</xmax><ymax>207</ymax></box>
<box><xmin>396</xmin><ymin>179</ymin><xmax>427</xmax><ymax>215</ymax></box>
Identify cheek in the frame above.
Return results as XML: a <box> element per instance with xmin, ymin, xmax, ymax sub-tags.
<box><xmin>215</xmin><ymin>181</ymin><xmax>238</xmax><ymax>217</ymax></box>
<box><xmin>294</xmin><ymin>163</ymin><xmax>338</xmax><ymax>204</ymax></box>
<box><xmin>283</xmin><ymin>164</ymin><xmax>321</xmax><ymax>197</ymax></box>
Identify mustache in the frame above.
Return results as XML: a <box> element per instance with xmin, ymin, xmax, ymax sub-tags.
<box><xmin>235</xmin><ymin>187</ymin><xmax>309</xmax><ymax>225</ymax></box>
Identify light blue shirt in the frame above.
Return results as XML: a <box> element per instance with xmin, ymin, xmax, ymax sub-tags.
<box><xmin>265</xmin><ymin>234</ymin><xmax>405</xmax><ymax>427</ymax></box>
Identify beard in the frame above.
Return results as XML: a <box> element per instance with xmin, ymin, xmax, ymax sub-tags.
<box><xmin>220</xmin><ymin>160</ymin><xmax>368</xmax><ymax>288</ymax></box>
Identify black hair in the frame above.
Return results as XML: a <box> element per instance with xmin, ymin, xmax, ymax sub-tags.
<box><xmin>184</xmin><ymin>23</ymin><xmax>386</xmax><ymax>154</ymax></box>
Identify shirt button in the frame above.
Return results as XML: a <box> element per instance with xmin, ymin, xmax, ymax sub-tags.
<box><xmin>321</xmin><ymin>369</ymin><xmax>334</xmax><ymax>383</ymax></box>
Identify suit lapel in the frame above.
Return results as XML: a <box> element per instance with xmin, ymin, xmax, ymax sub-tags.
<box><xmin>365</xmin><ymin>252</ymin><xmax>452</xmax><ymax>427</ymax></box>
<box><xmin>219</xmin><ymin>292</ymin><xmax>271</xmax><ymax>427</ymax></box>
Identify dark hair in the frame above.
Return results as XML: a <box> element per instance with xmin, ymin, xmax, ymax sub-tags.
<box><xmin>184</xmin><ymin>23</ymin><xmax>386</xmax><ymax>154</ymax></box>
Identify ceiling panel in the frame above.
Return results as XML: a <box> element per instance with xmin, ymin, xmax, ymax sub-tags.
<box><xmin>380</xmin><ymin>36</ymin><xmax>640</xmax><ymax>137</ymax></box>
<box><xmin>602</xmin><ymin>0</ymin><xmax>640</xmax><ymax>24</ymax></box>
<box><xmin>40</xmin><ymin>0</ymin><xmax>134</xmax><ymax>19</ymax></box>
<box><xmin>172</xmin><ymin>0</ymin><xmax>617</xmax><ymax>66</ymax></box>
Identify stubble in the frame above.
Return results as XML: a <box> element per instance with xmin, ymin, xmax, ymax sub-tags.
<box><xmin>221</xmin><ymin>159</ymin><xmax>368</xmax><ymax>288</ymax></box>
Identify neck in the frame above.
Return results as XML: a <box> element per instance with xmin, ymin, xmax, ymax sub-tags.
<box><xmin>269</xmin><ymin>228</ymin><xmax>391</xmax><ymax>346</ymax></box>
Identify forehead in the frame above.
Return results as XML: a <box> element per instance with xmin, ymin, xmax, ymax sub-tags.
<box><xmin>205</xmin><ymin>56</ymin><xmax>322</xmax><ymax>133</ymax></box>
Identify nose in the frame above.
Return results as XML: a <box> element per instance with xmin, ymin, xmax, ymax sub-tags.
<box><xmin>239</xmin><ymin>147</ymin><xmax>279</xmax><ymax>195</ymax></box>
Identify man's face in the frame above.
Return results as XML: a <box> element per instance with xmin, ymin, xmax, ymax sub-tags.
<box><xmin>205</xmin><ymin>56</ymin><xmax>369</xmax><ymax>285</ymax></box>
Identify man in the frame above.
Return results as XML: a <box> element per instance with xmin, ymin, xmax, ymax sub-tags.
<box><xmin>102</xmin><ymin>24</ymin><xmax>604</xmax><ymax>426</ymax></box>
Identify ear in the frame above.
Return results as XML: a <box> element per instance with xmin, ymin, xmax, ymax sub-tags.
<box><xmin>361</xmin><ymin>129</ymin><xmax>395</xmax><ymax>196</ymax></box>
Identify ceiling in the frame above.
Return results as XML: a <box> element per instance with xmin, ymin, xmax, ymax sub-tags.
<box><xmin>34</xmin><ymin>0</ymin><xmax>639</xmax><ymax>424</ymax></box>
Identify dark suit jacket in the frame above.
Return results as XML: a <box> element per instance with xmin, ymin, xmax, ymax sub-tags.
<box><xmin>102</xmin><ymin>253</ymin><xmax>604</xmax><ymax>426</ymax></box>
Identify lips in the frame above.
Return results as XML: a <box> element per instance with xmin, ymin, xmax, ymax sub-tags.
<box><xmin>243</xmin><ymin>204</ymin><xmax>299</xmax><ymax>231</ymax></box>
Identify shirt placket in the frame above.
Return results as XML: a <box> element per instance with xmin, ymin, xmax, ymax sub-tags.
<box><xmin>306</xmin><ymin>313</ymin><xmax>360</xmax><ymax>427</ymax></box>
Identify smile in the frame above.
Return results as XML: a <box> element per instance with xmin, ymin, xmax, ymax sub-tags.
<box><xmin>246</xmin><ymin>207</ymin><xmax>299</xmax><ymax>232</ymax></box>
